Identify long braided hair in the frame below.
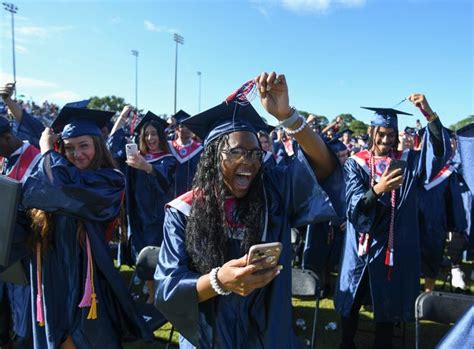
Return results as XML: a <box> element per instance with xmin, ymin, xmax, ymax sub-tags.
<box><xmin>185</xmin><ymin>134</ymin><xmax>264</xmax><ymax>274</ymax></box>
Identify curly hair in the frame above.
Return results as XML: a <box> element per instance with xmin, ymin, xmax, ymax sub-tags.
<box><xmin>185</xmin><ymin>134</ymin><xmax>265</xmax><ymax>274</ymax></box>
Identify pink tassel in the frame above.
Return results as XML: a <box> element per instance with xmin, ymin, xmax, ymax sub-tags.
<box><xmin>36</xmin><ymin>243</ymin><xmax>45</xmax><ymax>326</ymax></box>
<box><xmin>78</xmin><ymin>234</ymin><xmax>94</xmax><ymax>308</ymax></box>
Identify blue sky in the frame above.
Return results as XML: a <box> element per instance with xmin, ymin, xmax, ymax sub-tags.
<box><xmin>1</xmin><ymin>0</ymin><xmax>472</xmax><ymax>129</ymax></box>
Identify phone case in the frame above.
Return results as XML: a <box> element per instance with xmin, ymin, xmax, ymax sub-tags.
<box><xmin>247</xmin><ymin>242</ymin><xmax>282</xmax><ymax>266</ymax></box>
<box><xmin>125</xmin><ymin>143</ymin><xmax>138</xmax><ymax>156</ymax></box>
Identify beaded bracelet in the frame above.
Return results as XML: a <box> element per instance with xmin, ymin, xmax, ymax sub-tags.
<box><xmin>279</xmin><ymin>107</ymin><xmax>299</xmax><ymax>128</ymax></box>
<box><xmin>283</xmin><ymin>116</ymin><xmax>307</xmax><ymax>136</ymax></box>
<box><xmin>210</xmin><ymin>267</ymin><xmax>231</xmax><ymax>296</ymax></box>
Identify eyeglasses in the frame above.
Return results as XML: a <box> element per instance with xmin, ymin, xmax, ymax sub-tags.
<box><xmin>221</xmin><ymin>147</ymin><xmax>265</xmax><ymax>163</ymax></box>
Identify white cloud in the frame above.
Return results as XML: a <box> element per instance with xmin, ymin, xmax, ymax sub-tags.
<box><xmin>15</xmin><ymin>24</ymin><xmax>74</xmax><ymax>39</ymax></box>
<box><xmin>144</xmin><ymin>20</ymin><xmax>176</xmax><ymax>34</ymax></box>
<box><xmin>281</xmin><ymin>0</ymin><xmax>366</xmax><ymax>14</ymax></box>
<box><xmin>16</xmin><ymin>44</ymin><xmax>29</xmax><ymax>54</ymax></box>
<box><xmin>45</xmin><ymin>90</ymin><xmax>81</xmax><ymax>101</ymax></box>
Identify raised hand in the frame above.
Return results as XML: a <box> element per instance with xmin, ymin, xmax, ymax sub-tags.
<box><xmin>255</xmin><ymin>72</ymin><xmax>292</xmax><ymax>121</ymax></box>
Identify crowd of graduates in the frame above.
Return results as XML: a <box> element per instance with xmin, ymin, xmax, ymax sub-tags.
<box><xmin>0</xmin><ymin>73</ymin><xmax>472</xmax><ymax>349</ymax></box>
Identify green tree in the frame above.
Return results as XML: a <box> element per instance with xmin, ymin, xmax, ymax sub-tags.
<box><xmin>348</xmin><ymin>119</ymin><xmax>370</xmax><ymax>137</ymax></box>
<box><xmin>449</xmin><ymin>116</ymin><xmax>474</xmax><ymax>131</ymax></box>
<box><xmin>88</xmin><ymin>96</ymin><xmax>127</xmax><ymax>112</ymax></box>
<box><xmin>334</xmin><ymin>113</ymin><xmax>355</xmax><ymax>125</ymax></box>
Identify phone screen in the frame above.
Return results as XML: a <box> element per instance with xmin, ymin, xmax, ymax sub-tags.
<box><xmin>388</xmin><ymin>160</ymin><xmax>406</xmax><ymax>173</ymax></box>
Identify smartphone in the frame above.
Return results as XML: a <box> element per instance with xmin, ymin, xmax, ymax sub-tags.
<box><xmin>388</xmin><ymin>159</ymin><xmax>407</xmax><ymax>174</ymax></box>
<box><xmin>125</xmin><ymin>143</ymin><xmax>138</xmax><ymax>157</ymax></box>
<box><xmin>246</xmin><ymin>242</ymin><xmax>282</xmax><ymax>271</ymax></box>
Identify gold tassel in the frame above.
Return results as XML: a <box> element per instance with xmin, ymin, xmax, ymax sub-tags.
<box><xmin>87</xmin><ymin>293</ymin><xmax>97</xmax><ymax>320</ymax></box>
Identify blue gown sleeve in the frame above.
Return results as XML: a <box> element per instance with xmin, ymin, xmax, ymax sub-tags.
<box><xmin>154</xmin><ymin>207</ymin><xmax>200</xmax><ymax>347</ymax></box>
<box><xmin>344</xmin><ymin>158</ymin><xmax>378</xmax><ymax>233</ymax></box>
<box><xmin>106</xmin><ymin>128</ymin><xmax>127</xmax><ymax>159</ymax></box>
<box><xmin>22</xmin><ymin>151</ymin><xmax>124</xmax><ymax>222</ymax></box>
<box><xmin>419</xmin><ymin>118</ymin><xmax>452</xmax><ymax>183</ymax></box>
<box><xmin>272</xmin><ymin>146</ymin><xmax>344</xmax><ymax>228</ymax></box>
<box><xmin>15</xmin><ymin>110</ymin><xmax>44</xmax><ymax>148</ymax></box>
<box><xmin>149</xmin><ymin>156</ymin><xmax>177</xmax><ymax>189</ymax></box>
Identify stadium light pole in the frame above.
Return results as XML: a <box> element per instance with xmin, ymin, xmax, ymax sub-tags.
<box><xmin>197</xmin><ymin>71</ymin><xmax>202</xmax><ymax>112</ymax></box>
<box><xmin>3</xmin><ymin>2</ymin><xmax>18</xmax><ymax>95</ymax></box>
<box><xmin>173</xmin><ymin>33</ymin><xmax>183</xmax><ymax>114</ymax></box>
<box><xmin>131</xmin><ymin>50</ymin><xmax>139</xmax><ymax>111</ymax></box>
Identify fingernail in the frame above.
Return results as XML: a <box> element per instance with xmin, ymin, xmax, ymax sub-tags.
<box><xmin>275</xmin><ymin>270</ymin><xmax>281</xmax><ymax>275</ymax></box>
<box><xmin>277</xmin><ymin>265</ymin><xmax>283</xmax><ymax>271</ymax></box>
<box><xmin>266</xmin><ymin>84</ymin><xmax>272</xmax><ymax>91</ymax></box>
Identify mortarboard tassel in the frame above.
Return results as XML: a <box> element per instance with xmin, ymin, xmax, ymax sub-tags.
<box><xmin>36</xmin><ymin>243</ymin><xmax>45</xmax><ymax>326</ymax></box>
<box><xmin>78</xmin><ymin>233</ymin><xmax>98</xmax><ymax>320</ymax></box>
<box><xmin>225</xmin><ymin>79</ymin><xmax>257</xmax><ymax>106</ymax></box>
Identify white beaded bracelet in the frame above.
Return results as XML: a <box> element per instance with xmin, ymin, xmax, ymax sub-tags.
<box><xmin>279</xmin><ymin>106</ymin><xmax>299</xmax><ymax>128</ymax></box>
<box><xmin>210</xmin><ymin>267</ymin><xmax>231</xmax><ymax>296</ymax></box>
<box><xmin>283</xmin><ymin>116</ymin><xmax>307</xmax><ymax>136</ymax></box>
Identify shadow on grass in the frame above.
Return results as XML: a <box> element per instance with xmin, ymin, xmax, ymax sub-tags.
<box><xmin>292</xmin><ymin>297</ymin><xmax>452</xmax><ymax>349</ymax></box>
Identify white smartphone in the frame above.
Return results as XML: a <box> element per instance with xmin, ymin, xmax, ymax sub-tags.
<box><xmin>125</xmin><ymin>143</ymin><xmax>138</xmax><ymax>157</ymax></box>
<box><xmin>246</xmin><ymin>242</ymin><xmax>282</xmax><ymax>270</ymax></box>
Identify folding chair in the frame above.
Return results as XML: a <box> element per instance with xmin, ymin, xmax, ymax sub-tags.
<box><xmin>291</xmin><ymin>268</ymin><xmax>321</xmax><ymax>349</ymax></box>
<box><xmin>134</xmin><ymin>246</ymin><xmax>175</xmax><ymax>348</ymax></box>
<box><xmin>415</xmin><ymin>291</ymin><xmax>474</xmax><ymax>349</ymax></box>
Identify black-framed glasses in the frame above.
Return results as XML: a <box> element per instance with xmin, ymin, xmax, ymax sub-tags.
<box><xmin>222</xmin><ymin>147</ymin><xmax>265</xmax><ymax>163</ymax></box>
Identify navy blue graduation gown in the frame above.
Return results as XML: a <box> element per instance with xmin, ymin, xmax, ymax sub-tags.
<box><xmin>126</xmin><ymin>153</ymin><xmax>177</xmax><ymax>257</ymax></box>
<box><xmin>106</xmin><ymin>127</ymin><xmax>129</xmax><ymax>174</ymax></box>
<box><xmin>0</xmin><ymin>141</ymin><xmax>41</xmax><ymax>346</ymax></box>
<box><xmin>302</xmin><ymin>221</ymin><xmax>344</xmax><ymax>276</ymax></box>
<box><xmin>155</xmin><ymin>148</ymin><xmax>343</xmax><ymax>349</ymax></box>
<box><xmin>418</xmin><ymin>161</ymin><xmax>456</xmax><ymax>277</ymax></box>
<box><xmin>22</xmin><ymin>151</ymin><xmax>153</xmax><ymax>348</ymax></box>
<box><xmin>168</xmin><ymin>140</ymin><xmax>203</xmax><ymax>197</ymax></box>
<box><xmin>14</xmin><ymin>110</ymin><xmax>45</xmax><ymax>149</ymax></box>
<box><xmin>335</xmin><ymin>125</ymin><xmax>451</xmax><ymax>322</ymax></box>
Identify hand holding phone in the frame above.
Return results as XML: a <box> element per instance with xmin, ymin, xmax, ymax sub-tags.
<box><xmin>125</xmin><ymin>143</ymin><xmax>138</xmax><ymax>157</ymax></box>
<box><xmin>388</xmin><ymin>159</ymin><xmax>406</xmax><ymax>174</ymax></box>
<box><xmin>246</xmin><ymin>242</ymin><xmax>282</xmax><ymax>273</ymax></box>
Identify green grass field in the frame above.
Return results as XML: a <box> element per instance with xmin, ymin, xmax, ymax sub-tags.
<box><xmin>122</xmin><ymin>262</ymin><xmax>474</xmax><ymax>349</ymax></box>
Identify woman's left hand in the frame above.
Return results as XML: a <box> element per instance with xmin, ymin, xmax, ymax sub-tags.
<box><xmin>39</xmin><ymin>127</ymin><xmax>59</xmax><ymax>154</ymax></box>
<box><xmin>126</xmin><ymin>153</ymin><xmax>152</xmax><ymax>173</ymax></box>
<box><xmin>256</xmin><ymin>72</ymin><xmax>292</xmax><ymax>121</ymax></box>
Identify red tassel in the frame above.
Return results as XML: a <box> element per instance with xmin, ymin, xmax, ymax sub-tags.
<box><xmin>385</xmin><ymin>247</ymin><xmax>390</xmax><ymax>265</ymax></box>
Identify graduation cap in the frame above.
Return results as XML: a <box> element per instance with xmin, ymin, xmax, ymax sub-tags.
<box><xmin>64</xmin><ymin>99</ymin><xmax>91</xmax><ymax>109</ymax></box>
<box><xmin>404</xmin><ymin>127</ymin><xmax>415</xmax><ymax>135</ymax></box>
<box><xmin>134</xmin><ymin>111</ymin><xmax>169</xmax><ymax>135</ymax></box>
<box><xmin>328</xmin><ymin>139</ymin><xmax>348</xmax><ymax>152</ymax></box>
<box><xmin>0</xmin><ymin>116</ymin><xmax>11</xmax><ymax>134</ymax></box>
<box><xmin>51</xmin><ymin>106</ymin><xmax>115</xmax><ymax>139</ymax></box>
<box><xmin>361</xmin><ymin>107</ymin><xmax>413</xmax><ymax>129</ymax></box>
<box><xmin>173</xmin><ymin>110</ymin><xmax>191</xmax><ymax>124</ymax></box>
<box><xmin>182</xmin><ymin>100</ymin><xmax>267</xmax><ymax>146</ymax></box>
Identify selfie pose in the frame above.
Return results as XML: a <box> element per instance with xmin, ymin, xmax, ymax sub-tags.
<box><xmin>335</xmin><ymin>95</ymin><xmax>451</xmax><ymax>348</ymax></box>
<box><xmin>22</xmin><ymin>107</ymin><xmax>152</xmax><ymax>348</ymax></box>
<box><xmin>155</xmin><ymin>72</ymin><xmax>343</xmax><ymax>348</ymax></box>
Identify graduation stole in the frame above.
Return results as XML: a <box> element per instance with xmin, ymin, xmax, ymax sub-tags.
<box><xmin>144</xmin><ymin>151</ymin><xmax>174</xmax><ymax>164</ymax></box>
<box><xmin>168</xmin><ymin>140</ymin><xmax>203</xmax><ymax>164</ymax></box>
<box><xmin>424</xmin><ymin>160</ymin><xmax>455</xmax><ymax>190</ymax></box>
<box><xmin>4</xmin><ymin>143</ymin><xmax>41</xmax><ymax>182</ymax></box>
